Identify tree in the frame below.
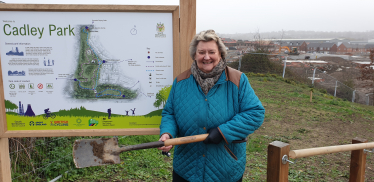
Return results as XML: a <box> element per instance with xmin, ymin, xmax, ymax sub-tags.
<box><xmin>153</xmin><ymin>93</ymin><xmax>161</xmax><ymax>109</ymax></box>
<box><xmin>252</xmin><ymin>29</ymin><xmax>276</xmax><ymax>52</ymax></box>
<box><xmin>159</xmin><ymin>85</ymin><xmax>172</xmax><ymax>106</ymax></box>
<box><xmin>153</xmin><ymin>95</ymin><xmax>162</xmax><ymax>109</ymax></box>
<box><xmin>153</xmin><ymin>85</ymin><xmax>172</xmax><ymax>109</ymax></box>
<box><xmin>5</xmin><ymin>100</ymin><xmax>18</xmax><ymax>112</ymax></box>
<box><xmin>357</xmin><ymin>49</ymin><xmax>374</xmax><ymax>87</ymax></box>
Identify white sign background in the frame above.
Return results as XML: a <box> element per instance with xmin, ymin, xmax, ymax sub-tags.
<box><xmin>0</xmin><ymin>11</ymin><xmax>173</xmax><ymax>116</ymax></box>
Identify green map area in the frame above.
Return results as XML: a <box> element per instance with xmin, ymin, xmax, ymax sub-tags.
<box><xmin>73</xmin><ymin>26</ymin><xmax>137</xmax><ymax>99</ymax></box>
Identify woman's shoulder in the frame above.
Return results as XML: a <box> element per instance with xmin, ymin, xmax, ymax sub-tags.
<box><xmin>225</xmin><ymin>66</ymin><xmax>243</xmax><ymax>89</ymax></box>
<box><xmin>176</xmin><ymin>68</ymin><xmax>192</xmax><ymax>83</ymax></box>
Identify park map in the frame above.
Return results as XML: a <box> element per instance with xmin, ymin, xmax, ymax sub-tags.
<box><xmin>73</xmin><ymin>26</ymin><xmax>137</xmax><ymax>99</ymax></box>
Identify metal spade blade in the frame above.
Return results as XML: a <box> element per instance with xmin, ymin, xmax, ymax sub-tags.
<box><xmin>73</xmin><ymin>138</ymin><xmax>121</xmax><ymax>168</ymax></box>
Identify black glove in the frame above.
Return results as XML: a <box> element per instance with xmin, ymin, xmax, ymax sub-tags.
<box><xmin>203</xmin><ymin>127</ymin><xmax>223</xmax><ymax>144</ymax></box>
<box><xmin>161</xmin><ymin>151</ymin><xmax>171</xmax><ymax>157</ymax></box>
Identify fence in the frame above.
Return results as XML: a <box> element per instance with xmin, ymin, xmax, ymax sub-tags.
<box><xmin>267</xmin><ymin>138</ymin><xmax>374</xmax><ymax>182</ymax></box>
<box><xmin>285</xmin><ymin>62</ymin><xmax>371</xmax><ymax>105</ymax></box>
<box><xmin>8</xmin><ymin>136</ymin><xmax>126</xmax><ymax>181</ymax></box>
<box><xmin>239</xmin><ymin>53</ymin><xmax>374</xmax><ymax>106</ymax></box>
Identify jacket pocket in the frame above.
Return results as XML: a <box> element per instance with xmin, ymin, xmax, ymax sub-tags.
<box><xmin>224</xmin><ymin>145</ymin><xmax>237</xmax><ymax>161</ymax></box>
<box><xmin>232</xmin><ymin>137</ymin><xmax>248</xmax><ymax>143</ymax></box>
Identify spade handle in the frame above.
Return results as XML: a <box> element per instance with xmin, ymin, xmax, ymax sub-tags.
<box><xmin>164</xmin><ymin>134</ymin><xmax>208</xmax><ymax>146</ymax></box>
<box><xmin>117</xmin><ymin>134</ymin><xmax>209</xmax><ymax>153</ymax></box>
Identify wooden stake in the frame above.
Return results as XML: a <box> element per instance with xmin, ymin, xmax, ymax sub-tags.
<box><xmin>349</xmin><ymin>137</ymin><xmax>367</xmax><ymax>182</ymax></box>
<box><xmin>310</xmin><ymin>91</ymin><xmax>313</xmax><ymax>102</ymax></box>
<box><xmin>267</xmin><ymin>141</ymin><xmax>290</xmax><ymax>182</ymax></box>
<box><xmin>0</xmin><ymin>138</ymin><xmax>11</xmax><ymax>182</ymax></box>
<box><xmin>179</xmin><ymin>0</ymin><xmax>196</xmax><ymax>72</ymax></box>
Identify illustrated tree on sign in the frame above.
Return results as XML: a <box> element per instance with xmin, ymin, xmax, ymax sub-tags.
<box><xmin>153</xmin><ymin>85</ymin><xmax>172</xmax><ymax>109</ymax></box>
<box><xmin>5</xmin><ymin>100</ymin><xmax>18</xmax><ymax>112</ymax></box>
<box><xmin>153</xmin><ymin>93</ymin><xmax>163</xmax><ymax>109</ymax></box>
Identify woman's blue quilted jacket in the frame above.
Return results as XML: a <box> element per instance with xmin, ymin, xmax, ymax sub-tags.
<box><xmin>160</xmin><ymin>66</ymin><xmax>265</xmax><ymax>182</ymax></box>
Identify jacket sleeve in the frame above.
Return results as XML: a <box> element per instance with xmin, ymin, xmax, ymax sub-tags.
<box><xmin>218</xmin><ymin>74</ymin><xmax>265</xmax><ymax>143</ymax></box>
<box><xmin>159</xmin><ymin>78</ymin><xmax>178</xmax><ymax>138</ymax></box>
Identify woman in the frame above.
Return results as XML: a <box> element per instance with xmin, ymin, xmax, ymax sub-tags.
<box><xmin>158</xmin><ymin>30</ymin><xmax>265</xmax><ymax>182</ymax></box>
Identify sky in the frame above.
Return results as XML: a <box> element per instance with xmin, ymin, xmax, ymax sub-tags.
<box><xmin>3</xmin><ymin>0</ymin><xmax>374</xmax><ymax>34</ymax></box>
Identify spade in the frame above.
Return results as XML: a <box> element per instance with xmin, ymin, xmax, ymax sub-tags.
<box><xmin>73</xmin><ymin>134</ymin><xmax>208</xmax><ymax>168</ymax></box>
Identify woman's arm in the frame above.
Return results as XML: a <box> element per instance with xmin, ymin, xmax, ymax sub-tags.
<box><xmin>218</xmin><ymin>74</ymin><xmax>265</xmax><ymax>143</ymax></box>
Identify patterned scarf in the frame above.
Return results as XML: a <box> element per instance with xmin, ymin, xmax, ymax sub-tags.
<box><xmin>191</xmin><ymin>59</ymin><xmax>227</xmax><ymax>95</ymax></box>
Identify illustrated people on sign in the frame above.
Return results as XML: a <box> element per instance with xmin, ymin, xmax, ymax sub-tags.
<box><xmin>130</xmin><ymin>108</ymin><xmax>136</xmax><ymax>116</ymax></box>
<box><xmin>48</xmin><ymin>59</ymin><xmax>50</xmax><ymax>66</ymax></box>
<box><xmin>44</xmin><ymin>59</ymin><xmax>46</xmax><ymax>66</ymax></box>
<box><xmin>44</xmin><ymin>108</ymin><xmax>50</xmax><ymax>117</ymax></box>
<box><xmin>52</xmin><ymin>60</ymin><xmax>54</xmax><ymax>66</ymax></box>
<box><xmin>157</xmin><ymin>30</ymin><xmax>265</xmax><ymax>182</ymax></box>
<box><xmin>125</xmin><ymin>110</ymin><xmax>129</xmax><ymax>116</ymax></box>
<box><xmin>107</xmin><ymin>108</ymin><xmax>111</xmax><ymax>119</ymax></box>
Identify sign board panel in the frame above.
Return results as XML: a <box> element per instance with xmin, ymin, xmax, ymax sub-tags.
<box><xmin>0</xmin><ymin>5</ymin><xmax>179</xmax><ymax>135</ymax></box>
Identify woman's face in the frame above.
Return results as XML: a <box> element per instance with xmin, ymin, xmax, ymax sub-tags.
<box><xmin>195</xmin><ymin>40</ymin><xmax>222</xmax><ymax>73</ymax></box>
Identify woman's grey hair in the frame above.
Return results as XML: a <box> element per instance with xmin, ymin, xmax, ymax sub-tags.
<box><xmin>189</xmin><ymin>29</ymin><xmax>227</xmax><ymax>61</ymax></box>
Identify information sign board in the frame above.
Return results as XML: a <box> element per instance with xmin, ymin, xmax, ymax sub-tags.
<box><xmin>0</xmin><ymin>4</ymin><xmax>181</xmax><ymax>137</ymax></box>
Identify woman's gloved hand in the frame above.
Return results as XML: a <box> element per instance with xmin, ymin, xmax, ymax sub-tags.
<box><xmin>203</xmin><ymin>127</ymin><xmax>223</xmax><ymax>144</ymax></box>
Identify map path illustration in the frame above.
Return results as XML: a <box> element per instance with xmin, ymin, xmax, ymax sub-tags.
<box><xmin>72</xmin><ymin>26</ymin><xmax>138</xmax><ymax>99</ymax></box>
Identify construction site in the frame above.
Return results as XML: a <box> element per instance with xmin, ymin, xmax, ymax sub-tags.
<box><xmin>226</xmin><ymin>42</ymin><xmax>374</xmax><ymax>106</ymax></box>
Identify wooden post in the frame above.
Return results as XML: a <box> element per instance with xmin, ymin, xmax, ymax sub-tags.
<box><xmin>310</xmin><ymin>91</ymin><xmax>313</xmax><ymax>102</ymax></box>
<box><xmin>0</xmin><ymin>138</ymin><xmax>11</xmax><ymax>182</ymax></box>
<box><xmin>267</xmin><ymin>141</ymin><xmax>290</xmax><ymax>182</ymax></box>
<box><xmin>0</xmin><ymin>51</ymin><xmax>7</xmax><ymax>137</ymax></box>
<box><xmin>179</xmin><ymin>0</ymin><xmax>196</xmax><ymax>72</ymax></box>
<box><xmin>349</xmin><ymin>137</ymin><xmax>367</xmax><ymax>182</ymax></box>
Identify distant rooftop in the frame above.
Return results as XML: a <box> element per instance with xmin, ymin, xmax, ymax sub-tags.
<box><xmin>286</xmin><ymin>60</ymin><xmax>328</xmax><ymax>63</ymax></box>
<box><xmin>340</xmin><ymin>43</ymin><xmax>366</xmax><ymax>48</ymax></box>
<box><xmin>353</xmin><ymin>61</ymin><xmax>373</xmax><ymax>65</ymax></box>
<box><xmin>307</xmin><ymin>43</ymin><xmax>337</xmax><ymax>48</ymax></box>
<box><xmin>269</xmin><ymin>38</ymin><xmax>347</xmax><ymax>41</ymax></box>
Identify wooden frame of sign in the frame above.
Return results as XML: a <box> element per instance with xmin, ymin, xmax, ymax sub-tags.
<box><xmin>0</xmin><ymin>1</ymin><xmax>197</xmax><ymax>138</ymax></box>
<box><xmin>0</xmin><ymin>1</ymin><xmax>196</xmax><ymax>181</ymax></box>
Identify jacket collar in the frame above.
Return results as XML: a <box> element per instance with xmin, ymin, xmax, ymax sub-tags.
<box><xmin>215</xmin><ymin>66</ymin><xmax>229</xmax><ymax>85</ymax></box>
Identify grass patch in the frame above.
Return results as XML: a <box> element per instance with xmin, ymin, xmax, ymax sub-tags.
<box><xmin>16</xmin><ymin>72</ymin><xmax>373</xmax><ymax>181</ymax></box>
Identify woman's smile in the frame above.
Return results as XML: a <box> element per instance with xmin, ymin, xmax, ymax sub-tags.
<box><xmin>195</xmin><ymin>40</ymin><xmax>222</xmax><ymax>73</ymax></box>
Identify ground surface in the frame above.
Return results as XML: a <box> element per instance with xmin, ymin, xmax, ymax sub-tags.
<box><xmin>63</xmin><ymin>73</ymin><xmax>374</xmax><ymax>182</ymax></box>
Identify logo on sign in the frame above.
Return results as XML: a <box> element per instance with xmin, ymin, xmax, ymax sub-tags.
<box><xmin>89</xmin><ymin>119</ymin><xmax>99</xmax><ymax>126</ymax></box>
<box><xmin>155</xmin><ymin>22</ymin><xmax>166</xmax><ymax>38</ymax></box>
<box><xmin>19</xmin><ymin>83</ymin><xmax>25</xmax><ymax>89</ymax></box>
<box><xmin>29</xmin><ymin>121</ymin><xmax>35</xmax><ymax>126</ymax></box>
<box><xmin>50</xmin><ymin>121</ymin><xmax>69</xmax><ymax>126</ymax></box>
<box><xmin>35</xmin><ymin>121</ymin><xmax>47</xmax><ymax>126</ymax></box>
<box><xmin>74</xmin><ymin>118</ymin><xmax>84</xmax><ymax>127</ymax></box>
<box><xmin>11</xmin><ymin>121</ymin><xmax>25</xmax><ymax>127</ymax></box>
<box><xmin>46</xmin><ymin>83</ymin><xmax>53</xmax><ymax>89</ymax></box>
<box><xmin>8</xmin><ymin>70</ymin><xmax>25</xmax><ymax>76</ymax></box>
<box><xmin>37</xmin><ymin>83</ymin><xmax>43</xmax><ymax>89</ymax></box>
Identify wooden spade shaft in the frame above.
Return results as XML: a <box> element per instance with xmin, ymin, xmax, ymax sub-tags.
<box><xmin>73</xmin><ymin>134</ymin><xmax>209</xmax><ymax>168</ymax></box>
<box><xmin>116</xmin><ymin>134</ymin><xmax>208</xmax><ymax>153</ymax></box>
<box><xmin>289</xmin><ymin>142</ymin><xmax>374</xmax><ymax>159</ymax></box>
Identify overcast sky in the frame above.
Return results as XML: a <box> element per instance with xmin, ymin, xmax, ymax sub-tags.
<box><xmin>4</xmin><ymin>0</ymin><xmax>374</xmax><ymax>34</ymax></box>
